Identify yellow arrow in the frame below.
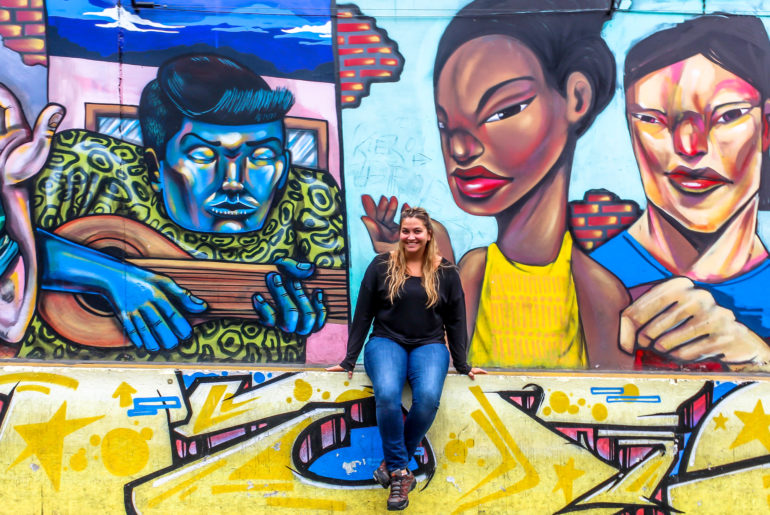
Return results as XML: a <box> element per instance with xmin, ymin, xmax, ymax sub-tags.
<box><xmin>113</xmin><ymin>382</ymin><xmax>138</xmax><ymax>408</ymax></box>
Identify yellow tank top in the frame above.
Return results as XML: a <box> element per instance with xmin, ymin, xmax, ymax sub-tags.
<box><xmin>469</xmin><ymin>232</ymin><xmax>587</xmax><ymax>369</ymax></box>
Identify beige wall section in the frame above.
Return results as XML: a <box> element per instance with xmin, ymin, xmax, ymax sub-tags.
<box><xmin>0</xmin><ymin>364</ymin><xmax>768</xmax><ymax>513</ymax></box>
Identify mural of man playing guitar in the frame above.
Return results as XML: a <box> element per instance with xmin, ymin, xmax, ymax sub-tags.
<box><xmin>1</xmin><ymin>54</ymin><xmax>346</xmax><ymax>363</ymax></box>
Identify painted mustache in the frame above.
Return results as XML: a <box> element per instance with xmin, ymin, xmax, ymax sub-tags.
<box><xmin>451</xmin><ymin>166</ymin><xmax>512</xmax><ymax>199</ymax></box>
<box><xmin>206</xmin><ymin>194</ymin><xmax>260</xmax><ymax>217</ymax></box>
<box><xmin>664</xmin><ymin>166</ymin><xmax>732</xmax><ymax>194</ymax></box>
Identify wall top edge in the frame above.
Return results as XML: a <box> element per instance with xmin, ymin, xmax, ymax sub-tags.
<box><xmin>2</xmin><ymin>360</ymin><xmax>769</xmax><ymax>382</ymax></box>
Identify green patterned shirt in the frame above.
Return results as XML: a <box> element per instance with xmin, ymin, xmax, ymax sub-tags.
<box><xmin>21</xmin><ymin>129</ymin><xmax>346</xmax><ymax>363</ymax></box>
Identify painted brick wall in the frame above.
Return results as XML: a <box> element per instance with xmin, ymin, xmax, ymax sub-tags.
<box><xmin>569</xmin><ymin>189</ymin><xmax>641</xmax><ymax>250</ymax></box>
<box><xmin>0</xmin><ymin>0</ymin><xmax>45</xmax><ymax>66</ymax></box>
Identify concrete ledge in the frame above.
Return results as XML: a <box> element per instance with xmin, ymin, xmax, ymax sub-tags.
<box><xmin>0</xmin><ymin>363</ymin><xmax>767</xmax><ymax>513</ymax></box>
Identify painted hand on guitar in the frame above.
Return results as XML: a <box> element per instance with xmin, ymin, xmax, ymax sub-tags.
<box><xmin>106</xmin><ymin>263</ymin><xmax>208</xmax><ymax>351</ymax></box>
<box><xmin>252</xmin><ymin>257</ymin><xmax>326</xmax><ymax>336</ymax></box>
<box><xmin>620</xmin><ymin>277</ymin><xmax>770</xmax><ymax>371</ymax></box>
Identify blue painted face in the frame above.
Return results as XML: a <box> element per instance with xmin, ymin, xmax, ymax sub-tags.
<box><xmin>159</xmin><ymin>118</ymin><xmax>289</xmax><ymax>233</ymax></box>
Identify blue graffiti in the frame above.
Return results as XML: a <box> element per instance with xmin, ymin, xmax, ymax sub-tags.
<box><xmin>128</xmin><ymin>396</ymin><xmax>182</xmax><ymax>417</ymax></box>
<box><xmin>591</xmin><ymin>386</ymin><xmax>660</xmax><ymax>403</ymax></box>
<box><xmin>590</xmin><ymin>387</ymin><xmax>624</xmax><ymax>395</ymax></box>
<box><xmin>182</xmin><ymin>371</ymin><xmax>230</xmax><ymax>389</ymax></box>
<box><xmin>606</xmin><ymin>395</ymin><xmax>661</xmax><ymax>403</ymax></box>
<box><xmin>307</xmin><ymin>426</ymin><xmax>419</xmax><ymax>481</ymax></box>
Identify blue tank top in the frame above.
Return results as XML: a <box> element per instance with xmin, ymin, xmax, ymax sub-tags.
<box><xmin>591</xmin><ymin>230</ymin><xmax>770</xmax><ymax>338</ymax></box>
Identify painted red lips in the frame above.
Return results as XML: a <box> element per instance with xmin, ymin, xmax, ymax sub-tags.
<box><xmin>665</xmin><ymin>166</ymin><xmax>732</xmax><ymax>195</ymax></box>
<box><xmin>452</xmin><ymin>166</ymin><xmax>512</xmax><ymax>199</ymax></box>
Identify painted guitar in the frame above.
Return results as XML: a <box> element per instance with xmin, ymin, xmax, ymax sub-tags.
<box><xmin>38</xmin><ymin>215</ymin><xmax>348</xmax><ymax>348</ymax></box>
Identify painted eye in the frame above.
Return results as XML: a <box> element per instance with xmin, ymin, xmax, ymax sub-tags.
<box><xmin>717</xmin><ymin>107</ymin><xmax>750</xmax><ymax>123</ymax></box>
<box><xmin>437</xmin><ymin>120</ymin><xmax>446</xmax><ymax>130</ymax></box>
<box><xmin>250</xmin><ymin>147</ymin><xmax>277</xmax><ymax>162</ymax></box>
<box><xmin>632</xmin><ymin>113</ymin><xmax>660</xmax><ymax>124</ymax></box>
<box><xmin>484</xmin><ymin>99</ymin><xmax>532</xmax><ymax>124</ymax></box>
<box><xmin>187</xmin><ymin>146</ymin><xmax>216</xmax><ymax>164</ymax></box>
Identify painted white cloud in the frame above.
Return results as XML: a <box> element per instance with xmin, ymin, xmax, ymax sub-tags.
<box><xmin>281</xmin><ymin>20</ymin><xmax>331</xmax><ymax>38</ymax></box>
<box><xmin>83</xmin><ymin>5</ymin><xmax>182</xmax><ymax>33</ymax></box>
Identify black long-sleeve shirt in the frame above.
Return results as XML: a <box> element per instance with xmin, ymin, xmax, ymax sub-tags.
<box><xmin>340</xmin><ymin>254</ymin><xmax>471</xmax><ymax>374</ymax></box>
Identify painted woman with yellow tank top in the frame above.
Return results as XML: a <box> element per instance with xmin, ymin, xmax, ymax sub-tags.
<box><xmin>470</xmin><ymin>232</ymin><xmax>585</xmax><ymax>369</ymax></box>
<box><xmin>430</xmin><ymin>2</ymin><xmax>629</xmax><ymax>370</ymax></box>
<box><xmin>362</xmin><ymin>2</ymin><xmax>631</xmax><ymax>370</ymax></box>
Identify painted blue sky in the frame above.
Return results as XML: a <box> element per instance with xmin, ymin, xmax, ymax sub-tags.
<box><xmin>46</xmin><ymin>0</ymin><xmax>334</xmax><ymax>79</ymax></box>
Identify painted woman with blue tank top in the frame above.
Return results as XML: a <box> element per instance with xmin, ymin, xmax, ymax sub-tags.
<box><xmin>592</xmin><ymin>15</ymin><xmax>770</xmax><ymax>372</ymax></box>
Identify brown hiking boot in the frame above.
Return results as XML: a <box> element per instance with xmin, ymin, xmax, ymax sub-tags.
<box><xmin>387</xmin><ymin>469</ymin><xmax>416</xmax><ymax>511</ymax></box>
<box><xmin>373</xmin><ymin>460</ymin><xmax>390</xmax><ymax>488</ymax></box>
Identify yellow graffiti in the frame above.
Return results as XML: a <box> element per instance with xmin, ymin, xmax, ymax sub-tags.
<box><xmin>552</xmin><ymin>457</ymin><xmax>585</xmax><ymax>503</ymax></box>
<box><xmin>445</xmin><ymin>434</ymin><xmax>474</xmax><ymax>464</ymax></box>
<box><xmin>15</xmin><ymin>385</ymin><xmax>50</xmax><ymax>394</ymax></box>
<box><xmin>730</xmin><ymin>400</ymin><xmax>770</xmax><ymax>452</ymax></box>
<box><xmin>592</xmin><ymin>404</ymin><xmax>608</xmax><ymax>421</ymax></box>
<box><xmin>101</xmin><ymin>428</ymin><xmax>151</xmax><ymax>476</ymax></box>
<box><xmin>0</xmin><ymin>372</ymin><xmax>78</xmax><ymax>389</ymax></box>
<box><xmin>112</xmin><ymin>382</ymin><xmax>137</xmax><ymax>408</ymax></box>
<box><xmin>550</xmin><ymin>391</ymin><xmax>570</xmax><ymax>413</ymax></box>
<box><xmin>69</xmin><ymin>448</ymin><xmax>88</xmax><ymax>472</ymax></box>
<box><xmin>335</xmin><ymin>387</ymin><xmax>373</xmax><ymax>402</ymax></box>
<box><xmin>623</xmin><ymin>384</ymin><xmax>640</xmax><ymax>396</ymax></box>
<box><xmin>9</xmin><ymin>402</ymin><xmax>103</xmax><ymax>490</ymax></box>
<box><xmin>179</xmin><ymin>486</ymin><xmax>197</xmax><ymax>501</ymax></box>
<box><xmin>229</xmin><ymin>418</ymin><xmax>311</xmax><ymax>482</ymax></box>
<box><xmin>626</xmin><ymin>458</ymin><xmax>664</xmax><ymax>493</ymax></box>
<box><xmin>764</xmin><ymin>474</ymin><xmax>770</xmax><ymax>508</ymax></box>
<box><xmin>193</xmin><ymin>384</ymin><xmax>260</xmax><ymax>434</ymax></box>
<box><xmin>293</xmin><ymin>379</ymin><xmax>312</xmax><ymax>401</ymax></box>
<box><xmin>453</xmin><ymin>385</ymin><xmax>539</xmax><ymax>513</ymax></box>
<box><xmin>713</xmin><ymin>413</ymin><xmax>728</xmax><ymax>430</ymax></box>
<box><xmin>148</xmin><ymin>461</ymin><xmax>227</xmax><ymax>508</ymax></box>
<box><xmin>212</xmin><ymin>482</ymin><xmax>293</xmax><ymax>494</ymax></box>
<box><xmin>266</xmin><ymin>497</ymin><xmax>346</xmax><ymax>510</ymax></box>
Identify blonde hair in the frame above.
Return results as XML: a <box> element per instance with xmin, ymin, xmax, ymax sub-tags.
<box><xmin>386</xmin><ymin>207</ymin><xmax>442</xmax><ymax>307</ymax></box>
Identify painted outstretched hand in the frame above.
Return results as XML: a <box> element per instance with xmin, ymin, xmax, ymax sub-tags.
<box><xmin>361</xmin><ymin>194</ymin><xmax>455</xmax><ymax>262</ymax></box>
<box><xmin>0</xmin><ymin>83</ymin><xmax>65</xmax><ymax>345</ymax></box>
<box><xmin>620</xmin><ymin>277</ymin><xmax>770</xmax><ymax>371</ymax></box>
<box><xmin>361</xmin><ymin>194</ymin><xmax>406</xmax><ymax>254</ymax></box>
<box><xmin>252</xmin><ymin>257</ymin><xmax>327</xmax><ymax>336</ymax></box>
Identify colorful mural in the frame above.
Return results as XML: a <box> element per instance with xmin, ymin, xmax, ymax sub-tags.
<box><xmin>1</xmin><ymin>0</ymin><xmax>770</xmax><ymax>511</ymax></box>
<box><xmin>0</xmin><ymin>365</ymin><xmax>769</xmax><ymax>513</ymax></box>
<box><xmin>343</xmin><ymin>0</ymin><xmax>770</xmax><ymax>373</ymax></box>
<box><xmin>0</xmin><ymin>0</ymin><xmax>770</xmax><ymax>374</ymax></box>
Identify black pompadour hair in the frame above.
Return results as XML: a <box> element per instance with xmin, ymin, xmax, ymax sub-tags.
<box><xmin>139</xmin><ymin>54</ymin><xmax>295</xmax><ymax>160</ymax></box>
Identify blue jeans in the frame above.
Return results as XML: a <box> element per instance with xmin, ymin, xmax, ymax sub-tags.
<box><xmin>364</xmin><ymin>336</ymin><xmax>450</xmax><ymax>471</ymax></box>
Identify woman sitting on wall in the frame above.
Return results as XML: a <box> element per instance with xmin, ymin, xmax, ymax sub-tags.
<box><xmin>365</xmin><ymin>0</ymin><xmax>630</xmax><ymax>370</ymax></box>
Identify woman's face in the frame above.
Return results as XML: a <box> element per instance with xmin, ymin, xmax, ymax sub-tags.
<box><xmin>626</xmin><ymin>54</ymin><xmax>768</xmax><ymax>232</ymax></box>
<box><xmin>435</xmin><ymin>35</ymin><xmax>572</xmax><ymax>216</ymax></box>
<box><xmin>400</xmin><ymin>216</ymin><xmax>431</xmax><ymax>256</ymax></box>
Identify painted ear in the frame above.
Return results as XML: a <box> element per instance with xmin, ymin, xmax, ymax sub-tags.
<box><xmin>143</xmin><ymin>148</ymin><xmax>161</xmax><ymax>192</ymax></box>
<box><xmin>565</xmin><ymin>71</ymin><xmax>594</xmax><ymax>126</ymax></box>
<box><xmin>762</xmin><ymin>99</ymin><xmax>770</xmax><ymax>152</ymax></box>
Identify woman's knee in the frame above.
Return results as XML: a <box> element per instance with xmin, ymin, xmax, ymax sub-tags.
<box><xmin>374</xmin><ymin>384</ymin><xmax>403</xmax><ymax>409</ymax></box>
<box><xmin>411</xmin><ymin>390</ymin><xmax>442</xmax><ymax>412</ymax></box>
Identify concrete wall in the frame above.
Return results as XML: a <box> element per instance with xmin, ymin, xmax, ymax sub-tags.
<box><xmin>0</xmin><ymin>0</ymin><xmax>770</xmax><ymax>511</ymax></box>
<box><xmin>1</xmin><ymin>365</ymin><xmax>768</xmax><ymax>513</ymax></box>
